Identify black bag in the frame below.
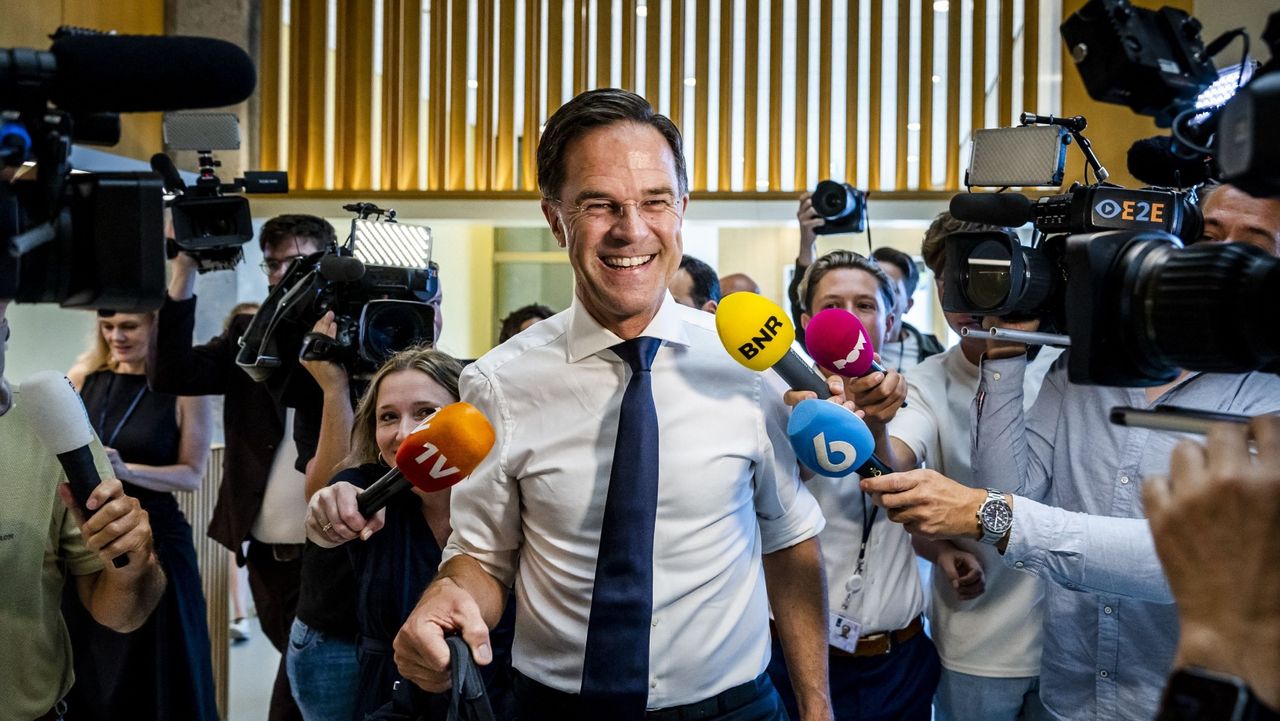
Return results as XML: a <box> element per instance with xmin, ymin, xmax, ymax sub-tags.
<box><xmin>364</xmin><ymin>637</ymin><xmax>497</xmax><ymax>721</ymax></box>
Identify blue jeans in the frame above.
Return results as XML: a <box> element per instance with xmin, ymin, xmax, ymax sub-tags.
<box><xmin>286</xmin><ymin>618</ymin><xmax>360</xmax><ymax>721</ymax></box>
<box><xmin>934</xmin><ymin>668</ymin><xmax>1050</xmax><ymax>721</ymax></box>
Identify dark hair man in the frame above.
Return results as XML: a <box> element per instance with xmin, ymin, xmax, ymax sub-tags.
<box><xmin>1196</xmin><ymin>182</ymin><xmax>1280</xmax><ymax>256</ymax></box>
<box><xmin>393</xmin><ymin>88</ymin><xmax>831</xmax><ymax>721</ymax></box>
<box><xmin>498</xmin><ymin>303</ymin><xmax>556</xmax><ymax>344</ymax></box>
<box><xmin>870</xmin><ymin>247</ymin><xmax>944</xmax><ymax>370</ymax></box>
<box><xmin>670</xmin><ymin>254</ymin><xmax>721</xmax><ymax>313</ymax></box>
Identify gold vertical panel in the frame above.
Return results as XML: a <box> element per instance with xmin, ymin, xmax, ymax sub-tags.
<box><xmin>742</xmin><ymin>0</ymin><xmax>759</xmax><ymax>190</ymax></box>
<box><xmin>259</xmin><ymin>0</ymin><xmax>281</xmax><ymax>170</ymax></box>
<box><xmin>670</xmin><ymin>0</ymin><xmax>685</xmax><ymax>131</ymax></box>
<box><xmin>817</xmin><ymin>0</ymin><xmax>832</xmax><ymax>180</ymax></box>
<box><xmin>497</xmin><ymin>0</ymin><xmax>516</xmax><ymax>189</ymax></box>
<box><xmin>623</xmin><ymin>0</ymin><xmax>637</xmax><ymax>91</ymax></box>
<box><xmin>429</xmin><ymin>0</ymin><xmax>448</xmax><ymax>190</ymax></box>
<box><xmin>919</xmin><ymin>0</ymin><xmax>934</xmax><ymax>188</ymax></box>
<box><xmin>971</xmin><ymin>0</ymin><xmax>986</xmax><ymax>142</ymax></box>
<box><xmin>717</xmin><ymin>0</ymin><xmax>735</xmax><ymax>190</ymax></box>
<box><xmin>288</xmin><ymin>0</ymin><xmax>327</xmax><ymax>189</ymax></box>
<box><xmin>894</xmin><ymin>0</ymin><xmax>909</xmax><ymax>190</ymax></box>
<box><xmin>449</xmin><ymin>0</ymin><xmax>469</xmax><ymax>189</ymax></box>
<box><xmin>694</xmin><ymin>0</ymin><xmax>711</xmax><ymax>190</ymax></box>
<box><xmin>845</xmin><ymin>0</ymin><xmax>859</xmax><ymax>190</ymax></box>
<box><xmin>868</xmin><ymin>0</ymin><xmax>882</xmax><ymax>190</ymax></box>
<box><xmin>768</xmin><ymin>0</ymin><xmax>783</xmax><ymax>190</ymax></box>
<box><xmin>548</xmin><ymin>0</ymin><xmax>564</xmax><ymax>113</ymax></box>
<box><xmin>523</xmin><ymin>0</ymin><xmax>542</xmax><ymax>190</ymax></box>
<box><xmin>336</xmin><ymin>0</ymin><xmax>374</xmax><ymax>190</ymax></box>
<box><xmin>573</xmin><ymin>0</ymin><xmax>588</xmax><ymax>96</ymax></box>
<box><xmin>1023</xmin><ymin>0</ymin><xmax>1039</xmax><ymax>115</ymax></box>
<box><xmin>476</xmin><ymin>0</ymin><xmax>494</xmax><ymax>190</ymax></box>
<box><xmin>400</xmin><ymin>0</ymin><xmax>422</xmax><ymax>190</ymax></box>
<box><xmin>998</xmin><ymin>0</ymin><xmax>1013</xmax><ymax>126</ymax></box>
<box><xmin>382</xmin><ymin>0</ymin><xmax>421</xmax><ymax>191</ymax></box>
<box><xmin>381</xmin><ymin>0</ymin><xmax>402</xmax><ymax>190</ymax></box>
<box><xmin>944</xmin><ymin>0</ymin><xmax>961</xmax><ymax>188</ymax></box>
<box><xmin>646</xmin><ymin>0</ymin><xmax>662</xmax><ymax>106</ymax></box>
<box><xmin>597</xmin><ymin>0</ymin><xmax>612</xmax><ymax>87</ymax></box>
<box><xmin>794</xmin><ymin>0</ymin><xmax>809</xmax><ymax>189</ymax></box>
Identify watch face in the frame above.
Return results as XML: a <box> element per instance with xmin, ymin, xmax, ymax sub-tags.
<box><xmin>982</xmin><ymin>499</ymin><xmax>1013</xmax><ymax>534</ymax></box>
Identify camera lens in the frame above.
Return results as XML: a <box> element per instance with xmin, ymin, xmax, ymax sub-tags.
<box><xmin>360</xmin><ymin>301</ymin><xmax>435</xmax><ymax>363</ymax></box>
<box><xmin>812</xmin><ymin>180</ymin><xmax>858</xmax><ymax>221</ymax></box>
<box><xmin>962</xmin><ymin>239</ymin><xmax>1015</xmax><ymax>311</ymax></box>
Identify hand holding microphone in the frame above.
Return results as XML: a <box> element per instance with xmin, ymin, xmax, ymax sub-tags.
<box><xmin>787</xmin><ymin>399</ymin><xmax>895</xmax><ymax>478</ymax></box>
<box><xmin>307</xmin><ymin>402</ymin><xmax>496</xmax><ymax>548</ymax></box>
<box><xmin>715</xmin><ymin>292</ymin><xmax>831</xmax><ymax>397</ymax></box>
<box><xmin>22</xmin><ymin>371</ymin><xmax>154</xmax><ymax>570</ymax></box>
<box><xmin>805</xmin><ymin>307</ymin><xmax>908</xmax><ymax>417</ymax></box>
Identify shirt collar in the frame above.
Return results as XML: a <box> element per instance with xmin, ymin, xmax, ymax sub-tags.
<box><xmin>566</xmin><ymin>291</ymin><xmax>691</xmax><ymax>363</ymax></box>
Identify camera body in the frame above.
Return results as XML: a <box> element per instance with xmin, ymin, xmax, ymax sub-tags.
<box><xmin>811</xmin><ymin>180</ymin><xmax>868</xmax><ymax>236</ymax></box>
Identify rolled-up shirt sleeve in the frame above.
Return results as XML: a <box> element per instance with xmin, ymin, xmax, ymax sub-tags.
<box><xmin>442</xmin><ymin>365</ymin><xmax>523</xmax><ymax>586</ymax></box>
<box><xmin>1004</xmin><ymin>495</ymin><xmax>1172</xmax><ymax>604</ymax></box>
<box><xmin>754</xmin><ymin>374</ymin><xmax>825</xmax><ymax>554</ymax></box>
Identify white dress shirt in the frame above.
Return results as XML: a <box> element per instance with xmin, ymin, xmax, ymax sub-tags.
<box><xmin>887</xmin><ymin>344</ymin><xmax>1059</xmax><ymax>677</ymax></box>
<box><xmin>444</xmin><ymin>292</ymin><xmax>825</xmax><ymax>709</ymax></box>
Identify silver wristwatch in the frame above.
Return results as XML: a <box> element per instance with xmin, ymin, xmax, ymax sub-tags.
<box><xmin>976</xmin><ymin>489</ymin><xmax>1013</xmax><ymax>545</ymax></box>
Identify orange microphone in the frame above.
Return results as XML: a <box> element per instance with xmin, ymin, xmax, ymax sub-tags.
<box><xmin>355</xmin><ymin>401</ymin><xmax>495</xmax><ymax>517</ymax></box>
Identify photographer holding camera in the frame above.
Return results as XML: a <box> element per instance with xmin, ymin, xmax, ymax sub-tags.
<box><xmin>1196</xmin><ymin>182</ymin><xmax>1280</xmax><ymax>256</ymax></box>
<box><xmin>149</xmin><ymin>213</ymin><xmax>339</xmax><ymax>721</ymax></box>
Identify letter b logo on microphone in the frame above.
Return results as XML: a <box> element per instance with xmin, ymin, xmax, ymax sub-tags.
<box><xmin>812</xmin><ymin>432</ymin><xmax>855</xmax><ymax>474</ymax></box>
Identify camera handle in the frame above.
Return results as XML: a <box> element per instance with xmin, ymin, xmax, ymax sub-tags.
<box><xmin>1021</xmin><ymin>112</ymin><xmax>1109</xmax><ymax>182</ymax></box>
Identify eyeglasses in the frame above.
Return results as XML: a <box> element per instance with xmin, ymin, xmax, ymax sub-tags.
<box><xmin>259</xmin><ymin>255</ymin><xmax>307</xmax><ymax>276</ymax></box>
<box><xmin>552</xmin><ymin>196</ymin><xmax>681</xmax><ymax>227</ymax></box>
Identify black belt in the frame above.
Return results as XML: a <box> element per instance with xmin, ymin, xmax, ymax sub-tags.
<box><xmin>248</xmin><ymin>538</ymin><xmax>305</xmax><ymax>562</ymax></box>
<box><xmin>513</xmin><ymin>670</ymin><xmax>768</xmax><ymax>721</ymax></box>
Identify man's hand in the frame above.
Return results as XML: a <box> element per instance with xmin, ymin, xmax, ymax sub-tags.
<box><xmin>300</xmin><ymin>312</ymin><xmax>349</xmax><ymax>393</ymax></box>
<box><xmin>166</xmin><ymin>251</ymin><xmax>199</xmax><ymax>301</ymax></box>
<box><xmin>982</xmin><ymin>316</ymin><xmax>1040</xmax><ymax>361</ymax></box>
<box><xmin>936</xmin><ymin>545</ymin><xmax>986</xmax><ymax>600</ymax></box>
<box><xmin>393</xmin><ymin>577</ymin><xmax>494</xmax><ymax>692</ymax></box>
<box><xmin>841</xmin><ymin>354</ymin><xmax>906</xmax><ymax>428</ymax></box>
<box><xmin>860</xmin><ymin>469</ymin><xmax>987</xmax><ymax>540</ymax></box>
<box><xmin>783</xmin><ymin>374</ymin><xmax>863</xmax><ymax>417</ymax></box>
<box><xmin>1144</xmin><ymin>415</ymin><xmax>1280</xmax><ymax>710</ymax></box>
<box><xmin>59</xmin><ymin>477</ymin><xmax>156</xmax><ymax>571</ymax></box>
<box><xmin>306</xmin><ymin>481</ymin><xmax>385</xmax><ymax>547</ymax></box>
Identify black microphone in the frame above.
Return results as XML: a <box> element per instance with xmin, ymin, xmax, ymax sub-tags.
<box><xmin>43</xmin><ymin>34</ymin><xmax>256</xmax><ymax>113</ymax></box>
<box><xmin>319</xmin><ymin>255</ymin><xmax>366</xmax><ymax>282</ymax></box>
<box><xmin>150</xmin><ymin>153</ymin><xmax>188</xmax><ymax>193</ymax></box>
<box><xmin>1127</xmin><ymin>136</ymin><xmax>1213</xmax><ymax>188</ymax></box>
<box><xmin>948</xmin><ymin>192</ymin><xmax>1033</xmax><ymax>228</ymax></box>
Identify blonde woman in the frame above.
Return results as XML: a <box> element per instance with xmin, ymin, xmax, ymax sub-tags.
<box><xmin>63</xmin><ymin>309</ymin><xmax>215</xmax><ymax>721</ymax></box>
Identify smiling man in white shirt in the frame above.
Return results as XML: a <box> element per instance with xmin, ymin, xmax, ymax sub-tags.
<box><xmin>392</xmin><ymin>89</ymin><xmax>832</xmax><ymax>721</ymax></box>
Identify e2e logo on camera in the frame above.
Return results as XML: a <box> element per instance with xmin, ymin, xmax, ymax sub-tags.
<box><xmin>1094</xmin><ymin>198</ymin><xmax>1166</xmax><ymax>224</ymax></box>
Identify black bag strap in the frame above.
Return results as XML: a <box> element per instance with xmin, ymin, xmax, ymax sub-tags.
<box><xmin>447</xmin><ymin>636</ymin><xmax>497</xmax><ymax>721</ymax></box>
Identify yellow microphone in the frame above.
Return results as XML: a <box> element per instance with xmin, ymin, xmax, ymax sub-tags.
<box><xmin>715</xmin><ymin>293</ymin><xmax>831</xmax><ymax>398</ymax></box>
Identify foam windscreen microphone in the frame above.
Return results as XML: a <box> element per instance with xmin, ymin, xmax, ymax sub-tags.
<box><xmin>21</xmin><ymin>371</ymin><xmax>130</xmax><ymax>567</ymax></box>
<box><xmin>47</xmin><ymin>34</ymin><xmax>257</xmax><ymax>113</ymax></box>
<box><xmin>948</xmin><ymin>192</ymin><xmax>1034</xmax><ymax>228</ymax></box>
<box><xmin>787</xmin><ymin>398</ymin><xmax>894</xmax><ymax>478</ymax></box>
<box><xmin>150</xmin><ymin>153</ymin><xmax>187</xmax><ymax>193</ymax></box>
<box><xmin>715</xmin><ymin>292</ymin><xmax>831</xmax><ymax>398</ymax></box>
<box><xmin>355</xmin><ymin>401</ymin><xmax>496</xmax><ymax>518</ymax></box>
<box><xmin>805</xmin><ymin>308</ymin><xmax>906</xmax><ymax>406</ymax></box>
<box><xmin>1127</xmin><ymin>135</ymin><xmax>1213</xmax><ymax>188</ymax></box>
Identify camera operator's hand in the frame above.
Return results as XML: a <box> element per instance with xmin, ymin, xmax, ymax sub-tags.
<box><xmin>1144</xmin><ymin>415</ymin><xmax>1280</xmax><ymax>711</ymax></box>
<box><xmin>797</xmin><ymin>192</ymin><xmax>825</xmax><ymax>265</ymax></box>
<box><xmin>982</xmin><ymin>315</ymin><xmax>1040</xmax><ymax>361</ymax></box>
<box><xmin>167</xmin><ymin>251</ymin><xmax>199</xmax><ymax>301</ymax></box>
<box><xmin>300</xmin><ymin>312</ymin><xmax>349</xmax><ymax>394</ymax></box>
<box><xmin>841</xmin><ymin>353</ymin><xmax>907</xmax><ymax>428</ymax></box>
<box><xmin>306</xmin><ymin>480</ymin><xmax>386</xmax><ymax>548</ymax></box>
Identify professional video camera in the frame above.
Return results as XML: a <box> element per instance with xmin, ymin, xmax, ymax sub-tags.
<box><xmin>152</xmin><ymin>112</ymin><xmax>288</xmax><ymax>273</ymax></box>
<box><xmin>0</xmin><ymin>28</ymin><xmax>256</xmax><ymax>309</ymax></box>
<box><xmin>236</xmin><ymin>203</ymin><xmax>440</xmax><ymax>406</ymax></box>
<box><xmin>944</xmin><ymin>2</ymin><xmax>1280</xmax><ymax>386</ymax></box>
<box><xmin>810</xmin><ymin>179</ymin><xmax>868</xmax><ymax>235</ymax></box>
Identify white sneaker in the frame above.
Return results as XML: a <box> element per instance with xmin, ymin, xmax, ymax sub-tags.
<box><xmin>229</xmin><ymin>617</ymin><xmax>251</xmax><ymax>643</ymax></box>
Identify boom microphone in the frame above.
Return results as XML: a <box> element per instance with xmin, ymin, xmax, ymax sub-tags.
<box><xmin>20</xmin><ymin>371</ymin><xmax>129</xmax><ymax>567</ymax></box>
<box><xmin>1</xmin><ymin>35</ymin><xmax>256</xmax><ymax>113</ymax></box>
<box><xmin>715</xmin><ymin>292</ymin><xmax>831</xmax><ymax>398</ymax></box>
<box><xmin>787</xmin><ymin>399</ymin><xmax>894</xmax><ymax>478</ymax></box>
<box><xmin>150</xmin><ymin>153</ymin><xmax>187</xmax><ymax>193</ymax></box>
<box><xmin>948</xmin><ymin>192</ymin><xmax>1034</xmax><ymax>228</ymax></box>
<box><xmin>355</xmin><ymin>401</ymin><xmax>496</xmax><ymax>517</ymax></box>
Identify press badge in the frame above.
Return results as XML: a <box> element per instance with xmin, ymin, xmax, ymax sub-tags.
<box><xmin>828</xmin><ymin>611</ymin><xmax>862</xmax><ymax>654</ymax></box>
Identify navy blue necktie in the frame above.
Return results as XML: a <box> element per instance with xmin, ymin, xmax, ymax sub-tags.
<box><xmin>580</xmin><ymin>336</ymin><xmax>662</xmax><ymax>717</ymax></box>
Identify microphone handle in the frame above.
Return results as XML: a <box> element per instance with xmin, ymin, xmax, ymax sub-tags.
<box><xmin>56</xmin><ymin>446</ymin><xmax>129</xmax><ymax>568</ymax></box>
<box><xmin>856</xmin><ymin>453</ymin><xmax>895</xmax><ymax>478</ymax></box>
<box><xmin>773</xmin><ymin>349</ymin><xmax>832</xmax><ymax>399</ymax></box>
<box><xmin>355</xmin><ymin>466</ymin><xmax>408</xmax><ymax>518</ymax></box>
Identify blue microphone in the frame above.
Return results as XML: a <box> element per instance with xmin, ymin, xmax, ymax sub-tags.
<box><xmin>787</xmin><ymin>399</ymin><xmax>894</xmax><ymax>478</ymax></box>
